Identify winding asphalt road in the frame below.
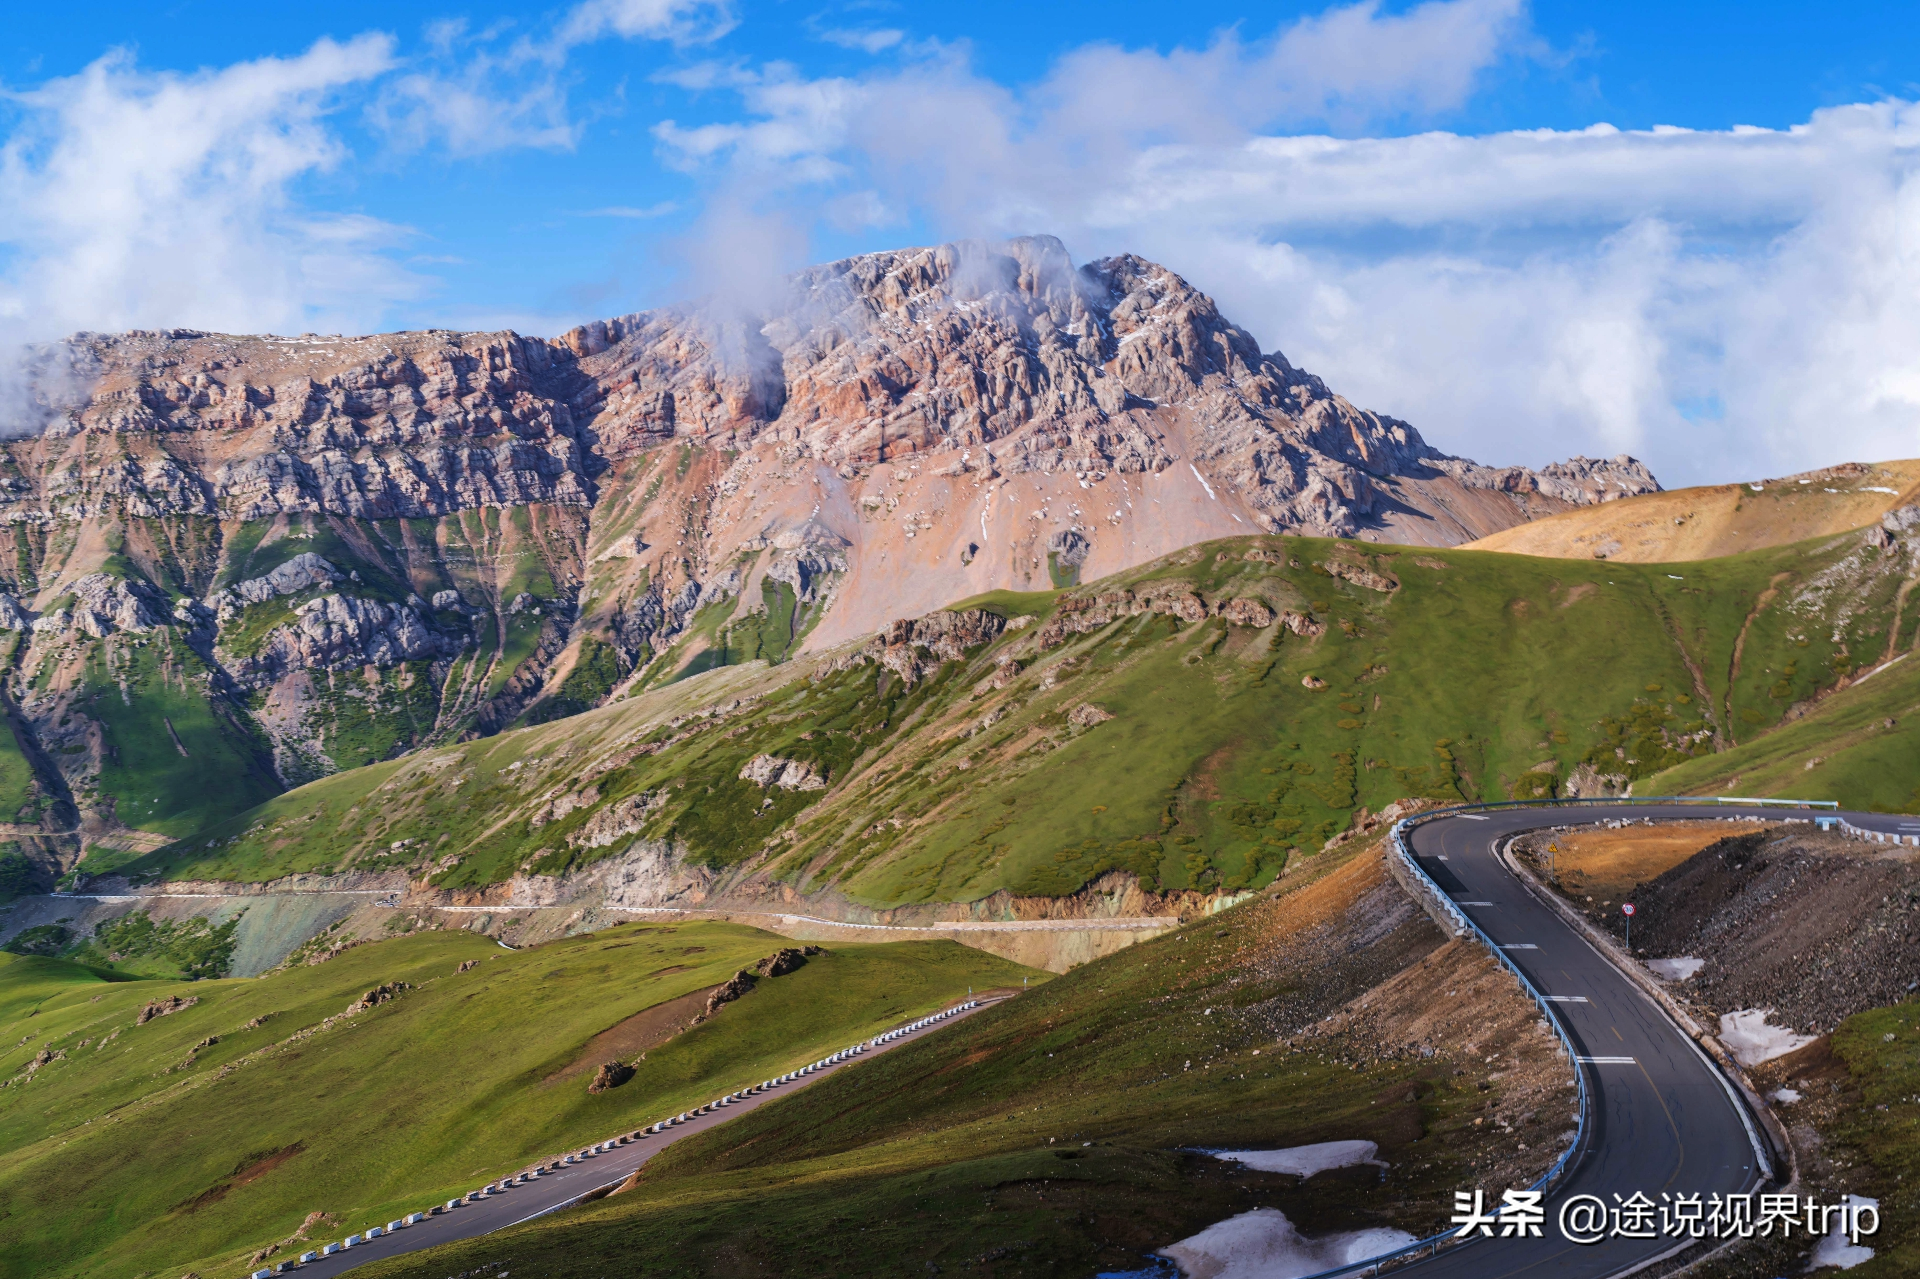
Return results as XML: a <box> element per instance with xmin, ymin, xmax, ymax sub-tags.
<box><xmin>265</xmin><ymin>801</ymin><xmax>1912</xmax><ymax>1279</ymax></box>
<box><xmin>1390</xmin><ymin>801</ymin><xmax>1905</xmax><ymax>1278</ymax></box>
<box><xmin>282</xmin><ymin>998</ymin><xmax>1001</xmax><ymax>1278</ymax></box>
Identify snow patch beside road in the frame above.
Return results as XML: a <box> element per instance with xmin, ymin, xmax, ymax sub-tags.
<box><xmin>1810</xmin><ymin>1195</ymin><xmax>1877</xmax><ymax>1270</ymax></box>
<box><xmin>1718</xmin><ymin>1009</ymin><xmax>1815</xmax><ymax>1066</ymax></box>
<box><xmin>1647</xmin><ymin>957</ymin><xmax>1705</xmax><ymax>981</ymax></box>
<box><xmin>1163</xmin><ymin>1208</ymin><xmax>1415</xmax><ymax>1279</ymax></box>
<box><xmin>1209</xmin><ymin>1140</ymin><xmax>1384</xmax><ymax>1178</ymax></box>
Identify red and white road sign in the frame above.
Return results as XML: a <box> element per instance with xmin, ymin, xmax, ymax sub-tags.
<box><xmin>1622</xmin><ymin>903</ymin><xmax>1636</xmax><ymax>917</ymax></box>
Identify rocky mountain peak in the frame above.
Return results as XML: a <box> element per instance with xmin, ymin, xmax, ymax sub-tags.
<box><xmin>0</xmin><ymin>237</ymin><xmax>1662</xmax><ymax>841</ymax></box>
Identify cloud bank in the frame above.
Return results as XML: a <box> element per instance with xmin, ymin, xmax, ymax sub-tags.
<box><xmin>650</xmin><ymin>1</ymin><xmax>1920</xmax><ymax>485</ymax></box>
<box><xmin>1</xmin><ymin>0</ymin><xmax>1915</xmax><ymax>486</ymax></box>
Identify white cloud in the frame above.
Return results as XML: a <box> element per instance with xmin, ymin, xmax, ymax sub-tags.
<box><xmin>581</xmin><ymin>201</ymin><xmax>681</xmax><ymax>217</ymax></box>
<box><xmin>0</xmin><ymin>35</ymin><xmax>422</xmax><ymax>340</ymax></box>
<box><xmin>818</xmin><ymin>28</ymin><xmax>905</xmax><ymax>54</ymax></box>
<box><xmin>648</xmin><ymin>0</ymin><xmax>1920</xmax><ymax>484</ymax></box>
<box><xmin>553</xmin><ymin>0</ymin><xmax>738</xmax><ymax>55</ymax></box>
<box><xmin>372</xmin><ymin>60</ymin><xmax>580</xmax><ymax>156</ymax></box>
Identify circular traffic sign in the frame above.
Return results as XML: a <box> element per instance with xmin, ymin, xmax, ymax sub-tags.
<box><xmin>1622</xmin><ymin>903</ymin><xmax>1636</xmax><ymax>916</ymax></box>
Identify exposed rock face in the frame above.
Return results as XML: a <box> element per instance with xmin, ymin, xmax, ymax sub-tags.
<box><xmin>228</xmin><ymin>595</ymin><xmax>463</xmax><ymax>688</ymax></box>
<box><xmin>846</xmin><ymin>609</ymin><xmax>1009</xmax><ymax>686</ymax></box>
<box><xmin>218</xmin><ymin>552</ymin><xmax>342</xmax><ymax>613</ymax></box>
<box><xmin>738</xmin><ymin>755</ymin><xmax>828</xmax><ymax>791</ymax></box>
<box><xmin>705</xmin><ymin>969</ymin><xmax>757</xmax><ymax>1014</ymax></box>
<box><xmin>0</xmin><ymin>235</ymin><xmax>1658</xmax><ymax>847</ymax></box>
<box><xmin>70</xmin><ymin>574</ymin><xmax>169</xmax><ymax>636</ymax></box>
<box><xmin>566</xmin><ymin>792</ymin><xmax>666</xmax><ymax>848</ymax></box>
<box><xmin>1068</xmin><ymin>703</ymin><xmax>1114</xmax><ymax>728</ymax></box>
<box><xmin>1035</xmin><ymin>582</ymin><xmax>1279</xmax><ymax>649</ymax></box>
<box><xmin>135</xmin><ymin>995</ymin><xmax>199</xmax><ymax>1024</ymax></box>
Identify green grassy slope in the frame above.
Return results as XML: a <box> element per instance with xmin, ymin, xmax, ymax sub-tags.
<box><xmin>355</xmin><ymin>850</ymin><xmax>1549</xmax><ymax>1279</ymax></box>
<box><xmin>78</xmin><ymin>633</ymin><xmax>282</xmax><ymax>835</ymax></box>
<box><xmin>1645</xmin><ymin>654</ymin><xmax>1920</xmax><ymax>810</ymax></box>
<box><xmin>0</xmin><ymin>926</ymin><xmax>1036</xmax><ymax>1279</ymax></box>
<box><xmin>126</xmin><ymin>527</ymin><xmax>1916</xmax><ymax>904</ymax></box>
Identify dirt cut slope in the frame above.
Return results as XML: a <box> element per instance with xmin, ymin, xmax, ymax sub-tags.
<box><xmin>1521</xmin><ymin>825</ymin><xmax>1920</xmax><ymax>1038</ymax></box>
<box><xmin>1465</xmin><ymin>459</ymin><xmax>1920</xmax><ymax>562</ymax></box>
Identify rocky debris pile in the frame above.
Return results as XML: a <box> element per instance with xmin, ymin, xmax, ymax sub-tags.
<box><xmin>348</xmin><ymin>982</ymin><xmax>412</xmax><ymax>1014</ymax></box>
<box><xmin>587</xmin><ymin>1060</ymin><xmax>636</xmax><ymax>1093</ymax></box>
<box><xmin>0</xmin><ymin>594</ymin><xmax>31</xmax><ymax>630</ymax></box>
<box><xmin>738</xmin><ymin>755</ymin><xmax>827</xmax><ymax>791</ymax></box>
<box><xmin>755</xmin><ymin>946</ymin><xmax>822</xmax><ymax>977</ymax></box>
<box><xmin>135</xmin><ymin>995</ymin><xmax>199</xmax><ymax>1024</ymax></box>
<box><xmin>456</xmin><ymin>959</ymin><xmax>479</xmax><ymax>974</ymax></box>
<box><xmin>1067</xmin><ymin>703</ymin><xmax>1114</xmax><ymax>728</ymax></box>
<box><xmin>1568</xmin><ymin>828</ymin><xmax>1920</xmax><ymax>1037</ymax></box>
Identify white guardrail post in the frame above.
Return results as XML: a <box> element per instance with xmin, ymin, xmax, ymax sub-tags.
<box><xmin>1281</xmin><ymin>794</ymin><xmax>1844</xmax><ymax>1279</ymax></box>
<box><xmin>260</xmin><ymin>1000</ymin><xmax>988</xmax><ymax>1268</ymax></box>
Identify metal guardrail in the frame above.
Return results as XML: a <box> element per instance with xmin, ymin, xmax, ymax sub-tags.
<box><xmin>1280</xmin><ymin>794</ymin><xmax>1838</xmax><ymax>1279</ymax></box>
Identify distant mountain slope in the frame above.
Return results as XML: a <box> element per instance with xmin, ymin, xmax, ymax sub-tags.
<box><xmin>1647</xmin><ymin>647</ymin><xmax>1920</xmax><ymax>810</ymax></box>
<box><xmin>1464</xmin><ymin>460</ymin><xmax>1920</xmax><ymax>562</ymax></box>
<box><xmin>0</xmin><ymin>236</ymin><xmax>1653</xmax><ymax>860</ymax></box>
<box><xmin>95</xmin><ymin>509</ymin><xmax>1915</xmax><ymax>915</ymax></box>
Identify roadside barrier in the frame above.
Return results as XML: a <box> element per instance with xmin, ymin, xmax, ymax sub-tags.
<box><xmin>249</xmin><ymin>999</ymin><xmax>981</xmax><ymax>1268</ymax></box>
<box><xmin>1830</xmin><ymin>815</ymin><xmax>1920</xmax><ymax>846</ymax></box>
<box><xmin>1283</xmin><ymin>796</ymin><xmax>1836</xmax><ymax>1279</ymax></box>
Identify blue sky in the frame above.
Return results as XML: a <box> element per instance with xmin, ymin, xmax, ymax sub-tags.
<box><xmin>3</xmin><ymin>1</ymin><xmax>1919</xmax><ymax>483</ymax></box>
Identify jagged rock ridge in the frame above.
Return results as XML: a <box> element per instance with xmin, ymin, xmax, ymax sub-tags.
<box><xmin>0</xmin><ymin>236</ymin><xmax>1656</xmax><ymax>850</ymax></box>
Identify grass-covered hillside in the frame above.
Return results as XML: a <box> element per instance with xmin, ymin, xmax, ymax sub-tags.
<box><xmin>0</xmin><ymin>925</ymin><xmax>1033</xmax><ymax>1279</ymax></box>
<box><xmin>356</xmin><ymin>844</ymin><xmax>1574</xmax><ymax>1279</ymax></box>
<box><xmin>1466</xmin><ymin>459</ymin><xmax>1920</xmax><ymax>563</ymax></box>
<box><xmin>1646</xmin><ymin>651</ymin><xmax>1920</xmax><ymax>810</ymax></box>
<box><xmin>113</xmin><ymin>522</ymin><xmax>1917</xmax><ymax>907</ymax></box>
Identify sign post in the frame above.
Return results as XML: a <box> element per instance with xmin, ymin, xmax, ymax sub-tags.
<box><xmin>1622</xmin><ymin>902</ymin><xmax>1636</xmax><ymax>952</ymax></box>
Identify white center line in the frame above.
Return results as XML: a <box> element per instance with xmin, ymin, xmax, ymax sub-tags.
<box><xmin>1459</xmin><ymin>901</ymin><xmax>1494</xmax><ymax>906</ymax></box>
<box><xmin>1578</xmin><ymin>1056</ymin><xmax>1638</xmax><ymax>1064</ymax></box>
<box><xmin>1541</xmin><ymin>995</ymin><xmax>1590</xmax><ymax>1003</ymax></box>
<box><xmin>1500</xmin><ymin>943</ymin><xmax>1539</xmax><ymax>950</ymax></box>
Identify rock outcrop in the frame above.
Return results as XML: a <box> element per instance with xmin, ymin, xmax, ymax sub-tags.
<box><xmin>705</xmin><ymin>970</ymin><xmax>757</xmax><ymax>1014</ymax></box>
<box><xmin>587</xmin><ymin>1060</ymin><xmax>635</xmax><ymax>1093</ymax></box>
<box><xmin>738</xmin><ymin>755</ymin><xmax>828</xmax><ymax>791</ymax></box>
<box><xmin>347</xmin><ymin>982</ymin><xmax>411</xmax><ymax>1013</ymax></box>
<box><xmin>0</xmin><ymin>235</ymin><xmax>1658</xmax><ymax>845</ymax></box>
<box><xmin>135</xmin><ymin>995</ymin><xmax>199</xmax><ymax>1024</ymax></box>
<box><xmin>755</xmin><ymin>946</ymin><xmax>821</xmax><ymax>977</ymax></box>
